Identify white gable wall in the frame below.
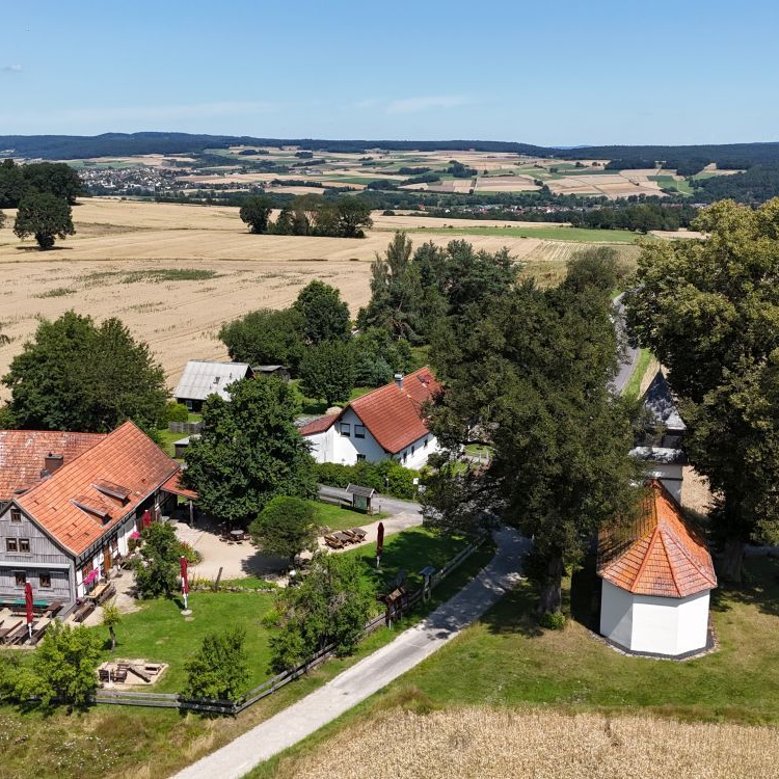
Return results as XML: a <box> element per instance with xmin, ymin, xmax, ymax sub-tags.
<box><xmin>305</xmin><ymin>407</ymin><xmax>439</xmax><ymax>468</ymax></box>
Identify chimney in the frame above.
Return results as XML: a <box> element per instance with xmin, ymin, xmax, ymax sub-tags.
<box><xmin>394</xmin><ymin>373</ymin><xmax>403</xmax><ymax>389</ymax></box>
<box><xmin>44</xmin><ymin>452</ymin><xmax>64</xmax><ymax>474</ymax></box>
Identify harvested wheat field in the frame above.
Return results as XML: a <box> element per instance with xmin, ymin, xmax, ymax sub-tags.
<box><xmin>276</xmin><ymin>707</ymin><xmax>779</xmax><ymax>779</ymax></box>
<box><xmin>0</xmin><ymin>198</ymin><xmax>624</xmax><ymax>386</ymax></box>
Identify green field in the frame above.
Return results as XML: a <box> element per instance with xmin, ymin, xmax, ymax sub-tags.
<box><xmin>650</xmin><ymin>174</ymin><xmax>694</xmax><ymax>195</ymax></box>
<box><xmin>394</xmin><ymin>225</ymin><xmax>639</xmax><ymax>243</ymax></box>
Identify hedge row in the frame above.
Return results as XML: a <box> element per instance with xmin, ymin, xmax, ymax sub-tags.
<box><xmin>315</xmin><ymin>461</ymin><xmax>420</xmax><ymax>500</ymax></box>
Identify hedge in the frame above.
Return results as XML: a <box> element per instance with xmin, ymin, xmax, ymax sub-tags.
<box><xmin>315</xmin><ymin>460</ymin><xmax>419</xmax><ymax>500</ymax></box>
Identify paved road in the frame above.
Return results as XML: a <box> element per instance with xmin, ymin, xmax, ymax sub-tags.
<box><xmin>612</xmin><ymin>293</ymin><xmax>639</xmax><ymax>395</ymax></box>
<box><xmin>170</xmin><ymin>528</ymin><xmax>527</xmax><ymax>779</ymax></box>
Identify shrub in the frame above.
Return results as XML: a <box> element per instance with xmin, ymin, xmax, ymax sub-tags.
<box><xmin>314</xmin><ymin>460</ymin><xmax>420</xmax><ymax>500</ymax></box>
<box><xmin>184</xmin><ymin>626</ymin><xmax>248</xmax><ymax>702</ymax></box>
<box><xmin>165</xmin><ymin>401</ymin><xmax>189</xmax><ymax>424</ymax></box>
<box><xmin>249</xmin><ymin>496</ymin><xmax>317</xmax><ymax>562</ymax></box>
<box><xmin>539</xmin><ymin>611</ymin><xmax>567</xmax><ymax>630</ymax></box>
<box><xmin>177</xmin><ymin>541</ymin><xmax>202</xmax><ymax>565</ymax></box>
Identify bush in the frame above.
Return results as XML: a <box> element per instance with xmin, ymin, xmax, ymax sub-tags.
<box><xmin>165</xmin><ymin>401</ymin><xmax>189</xmax><ymax>424</ymax></box>
<box><xmin>184</xmin><ymin>626</ymin><xmax>248</xmax><ymax>702</ymax></box>
<box><xmin>539</xmin><ymin>611</ymin><xmax>567</xmax><ymax>630</ymax></box>
<box><xmin>314</xmin><ymin>460</ymin><xmax>419</xmax><ymax>500</ymax></box>
<box><xmin>249</xmin><ymin>495</ymin><xmax>317</xmax><ymax>562</ymax></box>
<box><xmin>177</xmin><ymin>541</ymin><xmax>202</xmax><ymax>565</ymax></box>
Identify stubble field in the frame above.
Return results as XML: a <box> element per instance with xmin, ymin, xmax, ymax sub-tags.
<box><xmin>0</xmin><ymin>198</ymin><xmax>639</xmax><ymax>389</ymax></box>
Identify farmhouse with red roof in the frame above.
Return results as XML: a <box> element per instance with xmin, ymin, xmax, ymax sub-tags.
<box><xmin>0</xmin><ymin>421</ymin><xmax>182</xmax><ymax>611</ymax></box>
<box><xmin>300</xmin><ymin>367</ymin><xmax>441</xmax><ymax>469</ymax></box>
<box><xmin>598</xmin><ymin>479</ymin><xmax>716</xmax><ymax>657</ymax></box>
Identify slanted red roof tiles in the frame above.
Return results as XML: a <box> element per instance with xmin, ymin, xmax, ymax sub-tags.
<box><xmin>598</xmin><ymin>480</ymin><xmax>717</xmax><ymax>599</ymax></box>
<box><xmin>299</xmin><ymin>414</ymin><xmax>338</xmax><ymax>436</ymax></box>
<box><xmin>16</xmin><ymin>421</ymin><xmax>179</xmax><ymax>556</ymax></box>
<box><xmin>347</xmin><ymin>368</ymin><xmax>441</xmax><ymax>454</ymax></box>
<box><xmin>0</xmin><ymin>430</ymin><xmax>106</xmax><ymax>502</ymax></box>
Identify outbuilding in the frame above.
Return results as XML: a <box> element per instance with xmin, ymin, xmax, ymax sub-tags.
<box><xmin>597</xmin><ymin>480</ymin><xmax>717</xmax><ymax>658</ymax></box>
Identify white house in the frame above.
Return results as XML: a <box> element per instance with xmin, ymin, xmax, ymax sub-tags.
<box><xmin>630</xmin><ymin>370</ymin><xmax>687</xmax><ymax>502</ymax></box>
<box><xmin>174</xmin><ymin>360</ymin><xmax>253</xmax><ymax>412</ymax></box>
<box><xmin>300</xmin><ymin>367</ymin><xmax>441</xmax><ymax>469</ymax></box>
<box><xmin>598</xmin><ymin>480</ymin><xmax>717</xmax><ymax>658</ymax></box>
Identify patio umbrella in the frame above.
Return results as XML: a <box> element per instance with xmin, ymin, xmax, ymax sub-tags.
<box><xmin>180</xmin><ymin>556</ymin><xmax>189</xmax><ymax>611</ymax></box>
<box><xmin>376</xmin><ymin>521</ymin><xmax>385</xmax><ymax>569</ymax></box>
<box><xmin>141</xmin><ymin>509</ymin><xmax>152</xmax><ymax>529</ymax></box>
<box><xmin>24</xmin><ymin>582</ymin><xmax>34</xmax><ymax>640</ymax></box>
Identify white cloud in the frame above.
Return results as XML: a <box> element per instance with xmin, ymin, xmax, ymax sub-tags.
<box><xmin>385</xmin><ymin>95</ymin><xmax>470</xmax><ymax>114</ymax></box>
<box><xmin>2</xmin><ymin>64</ymin><xmax>22</xmax><ymax>73</ymax></box>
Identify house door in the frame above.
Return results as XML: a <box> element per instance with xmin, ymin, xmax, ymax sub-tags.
<box><xmin>103</xmin><ymin>545</ymin><xmax>112</xmax><ymax>573</ymax></box>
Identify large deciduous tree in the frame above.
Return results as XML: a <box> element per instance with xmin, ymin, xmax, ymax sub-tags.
<box><xmin>219</xmin><ymin>308</ymin><xmax>305</xmax><ymax>373</ymax></box>
<box><xmin>2</xmin><ymin>311</ymin><xmax>168</xmax><ymax>433</ymax></box>
<box><xmin>625</xmin><ymin>198</ymin><xmax>779</xmax><ymax>580</ymax></box>
<box><xmin>239</xmin><ymin>195</ymin><xmax>274</xmax><ymax>234</ymax></box>
<box><xmin>299</xmin><ymin>340</ymin><xmax>356</xmax><ymax>407</ymax></box>
<box><xmin>14</xmin><ymin>192</ymin><xmax>75</xmax><ymax>250</ymax></box>
<box><xmin>292</xmin><ymin>280</ymin><xmax>351</xmax><ymax>345</ymax></box>
<box><xmin>425</xmin><ymin>268</ymin><xmax>639</xmax><ymax>614</ymax></box>
<box><xmin>184</xmin><ymin>627</ymin><xmax>248</xmax><ymax>702</ymax></box>
<box><xmin>184</xmin><ymin>377</ymin><xmax>316</xmax><ymax>527</ymax></box>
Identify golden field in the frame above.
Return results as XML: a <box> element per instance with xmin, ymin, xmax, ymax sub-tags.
<box><xmin>273</xmin><ymin>707</ymin><xmax>779</xmax><ymax>779</ymax></box>
<box><xmin>0</xmin><ymin>198</ymin><xmax>635</xmax><ymax>389</ymax></box>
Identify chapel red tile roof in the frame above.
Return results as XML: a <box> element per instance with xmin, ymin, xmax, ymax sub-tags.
<box><xmin>598</xmin><ymin>480</ymin><xmax>717</xmax><ymax>599</ymax></box>
<box><xmin>0</xmin><ymin>430</ymin><xmax>106</xmax><ymax>502</ymax></box>
<box><xmin>348</xmin><ymin>367</ymin><xmax>441</xmax><ymax>454</ymax></box>
<box><xmin>16</xmin><ymin>421</ymin><xmax>179</xmax><ymax>556</ymax></box>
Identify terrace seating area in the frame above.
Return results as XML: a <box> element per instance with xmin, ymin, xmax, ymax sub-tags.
<box><xmin>0</xmin><ymin>601</ymin><xmax>62</xmax><ymax>646</ymax></box>
<box><xmin>323</xmin><ymin>527</ymin><xmax>368</xmax><ymax>550</ymax></box>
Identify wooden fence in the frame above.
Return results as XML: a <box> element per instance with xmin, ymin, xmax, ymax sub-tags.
<box><xmin>92</xmin><ymin>534</ymin><xmax>487</xmax><ymax>715</ymax></box>
<box><xmin>168</xmin><ymin>421</ymin><xmax>203</xmax><ymax>435</ymax></box>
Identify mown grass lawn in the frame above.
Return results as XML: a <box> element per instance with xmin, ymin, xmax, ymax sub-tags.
<box><xmin>310</xmin><ymin>500</ymin><xmax>385</xmax><ymax>533</ymax></box>
<box><xmin>93</xmin><ymin>591</ymin><xmax>276</xmax><ymax>693</ymax></box>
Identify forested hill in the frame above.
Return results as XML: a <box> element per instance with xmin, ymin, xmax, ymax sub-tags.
<box><xmin>0</xmin><ymin>133</ymin><xmax>547</xmax><ymax>160</ymax></box>
<box><xmin>4</xmin><ymin>133</ymin><xmax>779</xmax><ymax>172</ymax></box>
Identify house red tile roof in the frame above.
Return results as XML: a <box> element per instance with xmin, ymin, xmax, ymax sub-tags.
<box><xmin>161</xmin><ymin>471</ymin><xmax>199</xmax><ymax>501</ymax></box>
<box><xmin>16</xmin><ymin>421</ymin><xmax>179</xmax><ymax>556</ymax></box>
<box><xmin>299</xmin><ymin>414</ymin><xmax>338</xmax><ymax>436</ymax></box>
<box><xmin>348</xmin><ymin>367</ymin><xmax>441</xmax><ymax>454</ymax></box>
<box><xmin>0</xmin><ymin>430</ymin><xmax>106</xmax><ymax>502</ymax></box>
<box><xmin>598</xmin><ymin>480</ymin><xmax>717</xmax><ymax>599</ymax></box>
<box><xmin>300</xmin><ymin>367</ymin><xmax>441</xmax><ymax>454</ymax></box>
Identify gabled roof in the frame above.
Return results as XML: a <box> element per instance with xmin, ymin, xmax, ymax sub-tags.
<box><xmin>0</xmin><ymin>430</ymin><xmax>106</xmax><ymax>502</ymax></box>
<box><xmin>174</xmin><ymin>360</ymin><xmax>251</xmax><ymax>402</ymax></box>
<box><xmin>348</xmin><ymin>367</ymin><xmax>441</xmax><ymax>453</ymax></box>
<box><xmin>642</xmin><ymin>370</ymin><xmax>686</xmax><ymax>432</ymax></box>
<box><xmin>598</xmin><ymin>480</ymin><xmax>716</xmax><ymax>599</ymax></box>
<box><xmin>16</xmin><ymin>421</ymin><xmax>179</xmax><ymax>556</ymax></box>
<box><xmin>299</xmin><ymin>414</ymin><xmax>338</xmax><ymax>436</ymax></box>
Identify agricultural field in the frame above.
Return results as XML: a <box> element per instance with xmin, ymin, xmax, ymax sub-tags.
<box><xmin>0</xmin><ymin>198</ymin><xmax>646</xmax><ymax>388</ymax></box>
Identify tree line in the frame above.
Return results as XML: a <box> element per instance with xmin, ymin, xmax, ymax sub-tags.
<box><xmin>239</xmin><ymin>194</ymin><xmax>372</xmax><ymax>238</ymax></box>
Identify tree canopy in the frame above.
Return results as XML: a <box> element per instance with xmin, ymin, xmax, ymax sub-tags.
<box><xmin>292</xmin><ymin>280</ymin><xmax>351</xmax><ymax>345</ymax></box>
<box><xmin>219</xmin><ymin>308</ymin><xmax>305</xmax><ymax>373</ymax></box>
<box><xmin>184</xmin><ymin>377</ymin><xmax>316</xmax><ymax>527</ymax></box>
<box><xmin>625</xmin><ymin>198</ymin><xmax>779</xmax><ymax>579</ymax></box>
<box><xmin>249</xmin><ymin>495</ymin><xmax>317</xmax><ymax>562</ymax></box>
<box><xmin>14</xmin><ymin>192</ymin><xmax>75</xmax><ymax>250</ymax></box>
<box><xmin>184</xmin><ymin>627</ymin><xmax>248</xmax><ymax>702</ymax></box>
<box><xmin>239</xmin><ymin>195</ymin><xmax>274</xmax><ymax>234</ymax></box>
<box><xmin>425</xmin><ymin>267</ymin><xmax>639</xmax><ymax>614</ymax></box>
<box><xmin>0</xmin><ymin>159</ymin><xmax>83</xmax><ymax>208</ymax></box>
<box><xmin>2</xmin><ymin>311</ymin><xmax>168</xmax><ymax>433</ymax></box>
<box><xmin>268</xmin><ymin>551</ymin><xmax>376</xmax><ymax>672</ymax></box>
<box><xmin>133</xmin><ymin>521</ymin><xmax>181</xmax><ymax>599</ymax></box>
<box><xmin>299</xmin><ymin>340</ymin><xmax>355</xmax><ymax>407</ymax></box>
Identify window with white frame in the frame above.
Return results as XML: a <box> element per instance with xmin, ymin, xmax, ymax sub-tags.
<box><xmin>340</xmin><ymin>423</ymin><xmax>351</xmax><ymax>436</ymax></box>
<box><xmin>354</xmin><ymin>424</ymin><xmax>366</xmax><ymax>439</ymax></box>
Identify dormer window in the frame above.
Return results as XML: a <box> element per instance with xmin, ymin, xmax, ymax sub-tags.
<box><xmin>93</xmin><ymin>480</ymin><xmax>131</xmax><ymax>504</ymax></box>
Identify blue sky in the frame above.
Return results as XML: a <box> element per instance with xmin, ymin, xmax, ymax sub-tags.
<box><xmin>1</xmin><ymin>1</ymin><xmax>777</xmax><ymax>145</ymax></box>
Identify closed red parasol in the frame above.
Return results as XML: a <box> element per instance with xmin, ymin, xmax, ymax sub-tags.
<box><xmin>376</xmin><ymin>521</ymin><xmax>385</xmax><ymax>557</ymax></box>
<box><xmin>25</xmin><ymin>581</ymin><xmax>34</xmax><ymax>639</ymax></box>
<box><xmin>141</xmin><ymin>509</ymin><xmax>152</xmax><ymax>529</ymax></box>
<box><xmin>180</xmin><ymin>556</ymin><xmax>190</xmax><ymax>611</ymax></box>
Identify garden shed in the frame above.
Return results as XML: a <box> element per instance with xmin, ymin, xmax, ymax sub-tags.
<box><xmin>597</xmin><ymin>480</ymin><xmax>717</xmax><ymax>658</ymax></box>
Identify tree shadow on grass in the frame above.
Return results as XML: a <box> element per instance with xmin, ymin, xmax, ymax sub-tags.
<box><xmin>480</xmin><ymin>586</ymin><xmax>543</xmax><ymax>638</ymax></box>
<box><xmin>15</xmin><ymin>245</ymin><xmax>73</xmax><ymax>252</ymax></box>
<box><xmin>710</xmin><ymin>554</ymin><xmax>779</xmax><ymax>618</ymax></box>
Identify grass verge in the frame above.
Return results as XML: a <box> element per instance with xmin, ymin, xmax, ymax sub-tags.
<box><xmin>623</xmin><ymin>348</ymin><xmax>652</xmax><ymax>400</ymax></box>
